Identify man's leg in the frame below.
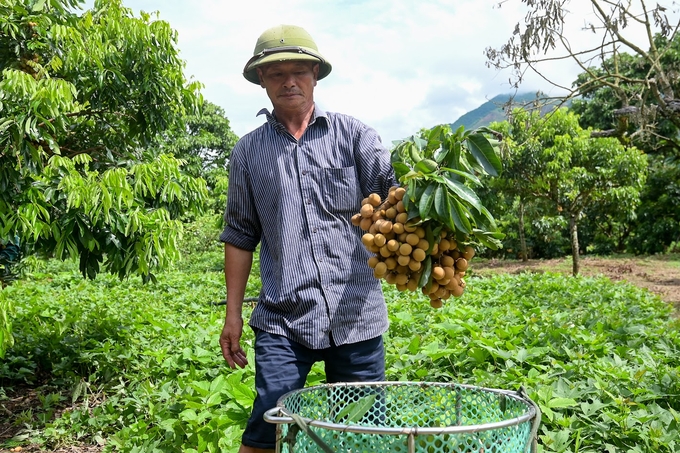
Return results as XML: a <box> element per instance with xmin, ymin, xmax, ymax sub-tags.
<box><xmin>323</xmin><ymin>334</ymin><xmax>385</xmax><ymax>383</ymax></box>
<box><xmin>240</xmin><ymin>329</ymin><xmax>319</xmax><ymax>451</ymax></box>
<box><xmin>322</xmin><ymin>334</ymin><xmax>386</xmax><ymax>426</ymax></box>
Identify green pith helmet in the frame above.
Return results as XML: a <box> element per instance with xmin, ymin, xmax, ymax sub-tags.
<box><xmin>243</xmin><ymin>24</ymin><xmax>332</xmax><ymax>84</ymax></box>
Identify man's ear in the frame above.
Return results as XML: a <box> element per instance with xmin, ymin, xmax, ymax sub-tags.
<box><xmin>256</xmin><ymin>67</ymin><xmax>265</xmax><ymax>88</ymax></box>
<box><xmin>312</xmin><ymin>63</ymin><xmax>319</xmax><ymax>86</ymax></box>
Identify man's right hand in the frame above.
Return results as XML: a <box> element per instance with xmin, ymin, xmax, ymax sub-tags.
<box><xmin>219</xmin><ymin>315</ymin><xmax>249</xmax><ymax>369</ymax></box>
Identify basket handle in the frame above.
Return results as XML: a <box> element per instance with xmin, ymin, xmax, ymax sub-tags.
<box><xmin>263</xmin><ymin>407</ymin><xmax>294</xmax><ymax>424</ymax></box>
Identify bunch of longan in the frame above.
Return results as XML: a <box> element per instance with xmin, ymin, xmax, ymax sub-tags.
<box><xmin>352</xmin><ymin>185</ymin><xmax>476</xmax><ymax>308</ymax></box>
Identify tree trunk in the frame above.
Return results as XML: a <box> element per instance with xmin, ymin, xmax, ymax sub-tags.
<box><xmin>569</xmin><ymin>213</ymin><xmax>580</xmax><ymax>276</ymax></box>
<box><xmin>518</xmin><ymin>198</ymin><xmax>528</xmax><ymax>262</ymax></box>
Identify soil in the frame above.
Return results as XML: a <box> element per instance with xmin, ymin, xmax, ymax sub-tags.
<box><xmin>472</xmin><ymin>254</ymin><xmax>680</xmax><ymax>314</ymax></box>
<box><xmin>2</xmin><ymin>255</ymin><xmax>679</xmax><ymax>452</ymax></box>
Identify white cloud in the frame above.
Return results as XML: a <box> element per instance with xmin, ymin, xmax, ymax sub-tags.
<box><xmin>87</xmin><ymin>0</ymin><xmax>679</xmax><ymax>144</ymax></box>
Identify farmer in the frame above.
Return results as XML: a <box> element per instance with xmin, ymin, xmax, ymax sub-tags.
<box><xmin>218</xmin><ymin>24</ymin><xmax>396</xmax><ymax>452</ymax></box>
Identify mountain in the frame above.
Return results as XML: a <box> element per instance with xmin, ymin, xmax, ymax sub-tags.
<box><xmin>450</xmin><ymin>92</ymin><xmax>568</xmax><ymax>131</ymax></box>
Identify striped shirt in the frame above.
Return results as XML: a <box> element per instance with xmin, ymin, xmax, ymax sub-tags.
<box><xmin>220</xmin><ymin>105</ymin><xmax>396</xmax><ymax>349</ymax></box>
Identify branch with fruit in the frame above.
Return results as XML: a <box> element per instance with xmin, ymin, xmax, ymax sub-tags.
<box><xmin>352</xmin><ymin>125</ymin><xmax>505</xmax><ymax>308</ymax></box>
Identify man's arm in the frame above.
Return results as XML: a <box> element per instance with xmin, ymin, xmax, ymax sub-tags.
<box><xmin>219</xmin><ymin>243</ymin><xmax>254</xmax><ymax>369</ymax></box>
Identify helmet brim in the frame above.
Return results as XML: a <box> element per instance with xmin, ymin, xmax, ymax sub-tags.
<box><xmin>243</xmin><ymin>50</ymin><xmax>332</xmax><ymax>84</ymax></box>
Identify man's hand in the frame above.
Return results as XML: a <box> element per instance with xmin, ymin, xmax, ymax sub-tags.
<box><xmin>219</xmin><ymin>315</ymin><xmax>249</xmax><ymax>369</ymax></box>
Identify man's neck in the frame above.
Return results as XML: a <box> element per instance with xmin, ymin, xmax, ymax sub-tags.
<box><xmin>273</xmin><ymin>102</ymin><xmax>315</xmax><ymax>140</ymax></box>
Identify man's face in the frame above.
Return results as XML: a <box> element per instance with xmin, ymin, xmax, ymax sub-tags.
<box><xmin>257</xmin><ymin>61</ymin><xmax>319</xmax><ymax>113</ymax></box>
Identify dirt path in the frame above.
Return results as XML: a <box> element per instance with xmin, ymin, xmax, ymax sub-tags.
<box><xmin>472</xmin><ymin>254</ymin><xmax>680</xmax><ymax>311</ymax></box>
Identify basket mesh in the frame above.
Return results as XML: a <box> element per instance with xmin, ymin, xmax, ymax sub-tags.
<box><xmin>271</xmin><ymin>382</ymin><xmax>536</xmax><ymax>453</ymax></box>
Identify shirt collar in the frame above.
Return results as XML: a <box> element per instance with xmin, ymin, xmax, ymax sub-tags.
<box><xmin>257</xmin><ymin>104</ymin><xmax>328</xmax><ymax>129</ymax></box>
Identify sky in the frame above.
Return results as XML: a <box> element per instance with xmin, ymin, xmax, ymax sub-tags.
<box><xmin>86</xmin><ymin>0</ymin><xmax>677</xmax><ymax>145</ymax></box>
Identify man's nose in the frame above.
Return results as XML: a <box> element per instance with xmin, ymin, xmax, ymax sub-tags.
<box><xmin>283</xmin><ymin>73</ymin><xmax>296</xmax><ymax>87</ymax></box>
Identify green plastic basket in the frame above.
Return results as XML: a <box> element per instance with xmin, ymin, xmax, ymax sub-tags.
<box><xmin>264</xmin><ymin>381</ymin><xmax>540</xmax><ymax>453</ymax></box>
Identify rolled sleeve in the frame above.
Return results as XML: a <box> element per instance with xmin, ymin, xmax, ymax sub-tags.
<box><xmin>219</xmin><ymin>147</ymin><xmax>262</xmax><ymax>252</ymax></box>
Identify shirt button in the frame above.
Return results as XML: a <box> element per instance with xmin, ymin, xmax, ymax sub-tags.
<box><xmin>302</xmin><ymin>170</ymin><xmax>308</xmax><ymax>175</ymax></box>
<box><xmin>312</xmin><ymin>228</ymin><xmax>318</xmax><ymax>233</ymax></box>
<box><xmin>306</xmin><ymin>198</ymin><xmax>311</xmax><ymax>205</ymax></box>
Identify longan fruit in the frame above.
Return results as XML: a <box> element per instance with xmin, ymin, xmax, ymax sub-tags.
<box><xmin>408</xmin><ymin>260</ymin><xmax>422</xmax><ymax>272</ymax></box>
<box><xmin>399</xmin><ymin>243</ymin><xmax>413</xmax><ymax>256</ymax></box>
<box><xmin>385</xmin><ymin>257</ymin><xmax>397</xmax><ymax>270</ymax></box>
<box><xmin>455</xmin><ymin>258</ymin><xmax>469</xmax><ymax>271</ymax></box>
<box><xmin>368</xmin><ymin>193</ymin><xmax>382</xmax><ymax>207</ymax></box>
<box><xmin>451</xmin><ymin>285</ymin><xmax>464</xmax><ymax>297</ymax></box>
<box><xmin>360</xmin><ymin>204</ymin><xmax>374</xmax><ymax>218</ymax></box>
<box><xmin>405</xmin><ymin>233</ymin><xmax>420</xmax><ymax>246</ymax></box>
<box><xmin>385</xmin><ymin>207</ymin><xmax>397</xmax><ymax>219</ymax></box>
<box><xmin>386</xmin><ymin>239</ymin><xmax>400</xmax><ymax>252</ymax></box>
<box><xmin>415</xmin><ymin>227</ymin><xmax>426</xmax><ymax>239</ymax></box>
<box><xmin>411</xmin><ymin>248</ymin><xmax>426</xmax><ymax>262</ymax></box>
<box><xmin>374</xmin><ymin>261</ymin><xmax>387</xmax><ymax>276</ymax></box>
<box><xmin>359</xmin><ymin>218</ymin><xmax>373</xmax><ymax>231</ymax></box>
<box><xmin>385</xmin><ymin>272</ymin><xmax>397</xmax><ymax>285</ymax></box>
<box><xmin>351</xmin><ymin>213</ymin><xmax>362</xmax><ymax>226</ymax></box>
<box><xmin>397</xmin><ymin>255</ymin><xmax>411</xmax><ymax>266</ymax></box>
<box><xmin>440</xmin><ymin>255</ymin><xmax>455</xmax><ymax>268</ymax></box>
<box><xmin>395</xmin><ymin>273</ymin><xmax>409</xmax><ymax>286</ymax></box>
<box><xmin>406</xmin><ymin>277</ymin><xmax>419</xmax><ymax>292</ymax></box>
<box><xmin>379</xmin><ymin>221</ymin><xmax>393</xmax><ymax>234</ymax></box>
<box><xmin>392</xmin><ymin>223</ymin><xmax>405</xmax><ymax>235</ymax></box>
<box><xmin>439</xmin><ymin>238</ymin><xmax>451</xmax><ymax>252</ymax></box>
<box><xmin>395</xmin><ymin>212</ymin><xmax>408</xmax><ymax>224</ymax></box>
<box><xmin>373</xmin><ymin>233</ymin><xmax>386</xmax><ymax>247</ymax></box>
<box><xmin>395</xmin><ymin>265</ymin><xmax>409</xmax><ymax>274</ymax></box>
<box><xmin>432</xmin><ymin>266</ymin><xmax>445</xmax><ymax>280</ymax></box>
<box><xmin>462</xmin><ymin>245</ymin><xmax>476</xmax><ymax>260</ymax></box>
<box><xmin>367</xmin><ymin>256</ymin><xmax>380</xmax><ymax>268</ymax></box>
<box><xmin>361</xmin><ymin>233</ymin><xmax>375</xmax><ymax>247</ymax></box>
<box><xmin>394</xmin><ymin>187</ymin><xmax>406</xmax><ymax>201</ymax></box>
<box><xmin>430</xmin><ymin>299</ymin><xmax>443</xmax><ymax>309</ymax></box>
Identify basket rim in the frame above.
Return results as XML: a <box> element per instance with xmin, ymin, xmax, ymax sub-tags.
<box><xmin>265</xmin><ymin>381</ymin><xmax>538</xmax><ymax>436</ymax></box>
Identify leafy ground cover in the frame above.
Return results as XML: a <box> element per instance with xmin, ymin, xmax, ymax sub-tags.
<box><xmin>1</xmin><ymin>251</ymin><xmax>679</xmax><ymax>452</ymax></box>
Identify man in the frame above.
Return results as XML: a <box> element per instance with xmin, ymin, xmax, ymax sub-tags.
<box><xmin>219</xmin><ymin>24</ymin><xmax>396</xmax><ymax>453</ymax></box>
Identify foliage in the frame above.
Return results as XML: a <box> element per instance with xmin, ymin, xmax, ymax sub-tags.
<box><xmin>489</xmin><ymin>108</ymin><xmax>648</xmax><ymax>274</ymax></box>
<box><xmin>485</xmin><ymin>0</ymin><xmax>680</xmax><ymax>148</ymax></box>
<box><xmin>627</xmin><ymin>156</ymin><xmax>680</xmax><ymax>254</ymax></box>
<box><xmin>393</xmin><ymin>125</ymin><xmax>504</xmax><ymax>250</ymax></box>
<box><xmin>0</xmin><ymin>0</ymin><xmax>207</xmax><ymax>281</ymax></box>
<box><xmin>1</xmin><ymin>241</ymin><xmax>679</xmax><ymax>452</ymax></box>
<box><xmin>154</xmin><ymin>101</ymin><xmax>238</xmax><ymax>215</ymax></box>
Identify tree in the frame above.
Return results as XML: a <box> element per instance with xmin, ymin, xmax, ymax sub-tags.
<box><xmin>154</xmin><ymin>101</ymin><xmax>238</xmax><ymax>214</ymax></box>
<box><xmin>485</xmin><ymin>0</ymin><xmax>680</xmax><ymax>148</ymax></box>
<box><xmin>497</xmin><ymin>108</ymin><xmax>647</xmax><ymax>275</ymax></box>
<box><xmin>0</xmin><ymin>0</ymin><xmax>207</xmax><ymax>279</ymax></box>
<box><xmin>0</xmin><ymin>0</ymin><xmax>209</xmax><ymax>356</ymax></box>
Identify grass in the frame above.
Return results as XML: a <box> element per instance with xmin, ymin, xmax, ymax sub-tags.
<box><xmin>1</xmin><ymin>253</ymin><xmax>679</xmax><ymax>452</ymax></box>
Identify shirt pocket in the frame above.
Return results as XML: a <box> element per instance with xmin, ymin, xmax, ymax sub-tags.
<box><xmin>323</xmin><ymin>167</ymin><xmax>359</xmax><ymax>213</ymax></box>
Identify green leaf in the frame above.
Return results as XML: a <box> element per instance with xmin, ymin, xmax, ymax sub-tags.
<box><xmin>548</xmin><ymin>397</ymin><xmax>578</xmax><ymax>409</ymax></box>
<box><xmin>418</xmin><ymin>256</ymin><xmax>432</xmax><ymax>288</ymax></box>
<box><xmin>466</xmin><ymin>133</ymin><xmax>502</xmax><ymax>176</ymax></box>
<box><xmin>441</xmin><ymin>167</ymin><xmax>482</xmax><ymax>186</ymax></box>
<box><xmin>418</xmin><ymin>184</ymin><xmax>436</xmax><ymax>219</ymax></box>
<box><xmin>334</xmin><ymin>394</ymin><xmax>377</xmax><ymax>424</ymax></box>
<box><xmin>442</xmin><ymin>177</ymin><xmax>482</xmax><ymax>211</ymax></box>
<box><xmin>32</xmin><ymin>0</ymin><xmax>46</xmax><ymax>12</ymax></box>
<box><xmin>288</xmin><ymin>413</ymin><xmax>335</xmax><ymax>453</ymax></box>
<box><xmin>448</xmin><ymin>198</ymin><xmax>472</xmax><ymax>234</ymax></box>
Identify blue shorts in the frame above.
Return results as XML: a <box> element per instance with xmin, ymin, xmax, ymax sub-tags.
<box><xmin>241</xmin><ymin>329</ymin><xmax>385</xmax><ymax>449</ymax></box>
